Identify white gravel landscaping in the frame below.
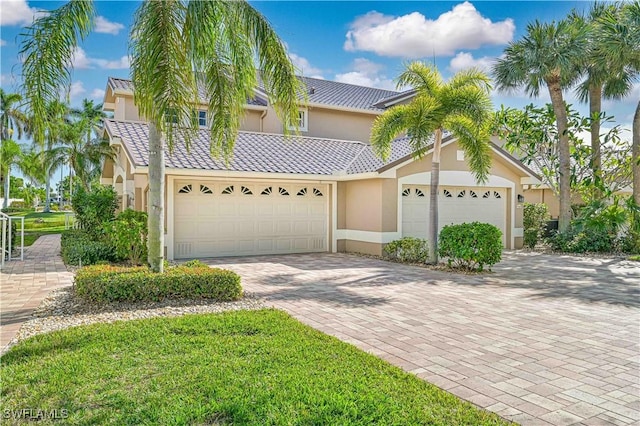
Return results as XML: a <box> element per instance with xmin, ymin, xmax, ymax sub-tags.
<box><xmin>4</xmin><ymin>286</ymin><xmax>266</xmax><ymax>354</ymax></box>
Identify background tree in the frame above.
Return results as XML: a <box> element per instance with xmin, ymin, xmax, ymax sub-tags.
<box><xmin>0</xmin><ymin>89</ymin><xmax>28</xmax><ymax>208</ymax></box>
<box><xmin>597</xmin><ymin>2</ymin><xmax>640</xmax><ymax>208</ymax></box>
<box><xmin>370</xmin><ymin>62</ymin><xmax>493</xmax><ymax>264</ymax></box>
<box><xmin>569</xmin><ymin>3</ymin><xmax>632</xmax><ymax>196</ymax></box>
<box><xmin>0</xmin><ymin>139</ymin><xmax>23</xmax><ymax>207</ymax></box>
<box><xmin>40</xmin><ymin>101</ymin><xmax>69</xmax><ymax>212</ymax></box>
<box><xmin>493</xmin><ymin>20</ymin><xmax>587</xmax><ymax>232</ymax></box>
<box><xmin>494</xmin><ymin>104</ymin><xmax>631</xmax><ymax>201</ymax></box>
<box><xmin>21</xmin><ymin>0</ymin><xmax>302</xmax><ymax>272</ymax></box>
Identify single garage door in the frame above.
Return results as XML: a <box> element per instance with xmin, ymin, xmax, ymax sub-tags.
<box><xmin>174</xmin><ymin>181</ymin><xmax>328</xmax><ymax>258</ymax></box>
<box><xmin>402</xmin><ymin>185</ymin><xmax>506</xmax><ymax>245</ymax></box>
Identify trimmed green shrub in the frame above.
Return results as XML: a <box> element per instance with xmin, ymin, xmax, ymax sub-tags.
<box><xmin>75</xmin><ymin>263</ymin><xmax>242</xmax><ymax>303</ymax></box>
<box><xmin>547</xmin><ymin>228</ymin><xmax>616</xmax><ymax>253</ymax></box>
<box><xmin>383</xmin><ymin>237</ymin><xmax>429</xmax><ymax>263</ymax></box>
<box><xmin>620</xmin><ymin>229</ymin><xmax>640</xmax><ymax>254</ymax></box>
<box><xmin>523</xmin><ymin>203</ymin><xmax>549</xmax><ymax>248</ymax></box>
<box><xmin>61</xmin><ymin>230</ymin><xmax>116</xmax><ymax>266</ymax></box>
<box><xmin>72</xmin><ymin>185</ymin><xmax>119</xmax><ymax>238</ymax></box>
<box><xmin>105</xmin><ymin>209</ymin><xmax>148</xmax><ymax>265</ymax></box>
<box><xmin>438</xmin><ymin>222</ymin><xmax>503</xmax><ymax>271</ymax></box>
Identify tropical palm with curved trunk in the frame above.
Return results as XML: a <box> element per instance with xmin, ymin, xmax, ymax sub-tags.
<box><xmin>1</xmin><ymin>89</ymin><xmax>28</xmax><ymax>208</ymax></box>
<box><xmin>21</xmin><ymin>0</ymin><xmax>301</xmax><ymax>272</ymax></box>
<box><xmin>370</xmin><ymin>62</ymin><xmax>493</xmax><ymax>264</ymax></box>
<box><xmin>570</xmin><ymin>3</ymin><xmax>636</xmax><ymax>195</ymax></box>
<box><xmin>597</xmin><ymin>2</ymin><xmax>640</xmax><ymax>207</ymax></box>
<box><xmin>493</xmin><ymin>19</ymin><xmax>587</xmax><ymax>232</ymax></box>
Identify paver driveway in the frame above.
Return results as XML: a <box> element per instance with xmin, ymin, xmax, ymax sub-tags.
<box><xmin>205</xmin><ymin>252</ymin><xmax>640</xmax><ymax>426</ymax></box>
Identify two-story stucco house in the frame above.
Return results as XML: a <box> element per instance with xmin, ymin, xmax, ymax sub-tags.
<box><xmin>100</xmin><ymin>76</ymin><xmax>540</xmax><ymax>260</ymax></box>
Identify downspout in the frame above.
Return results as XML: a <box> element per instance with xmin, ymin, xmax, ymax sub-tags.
<box><xmin>260</xmin><ymin>109</ymin><xmax>267</xmax><ymax>133</ymax></box>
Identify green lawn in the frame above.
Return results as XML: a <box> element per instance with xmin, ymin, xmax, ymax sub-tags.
<box><xmin>630</xmin><ymin>255</ymin><xmax>640</xmax><ymax>261</ymax></box>
<box><xmin>1</xmin><ymin>309</ymin><xmax>508</xmax><ymax>425</ymax></box>
<box><xmin>8</xmin><ymin>211</ymin><xmax>69</xmax><ymax>246</ymax></box>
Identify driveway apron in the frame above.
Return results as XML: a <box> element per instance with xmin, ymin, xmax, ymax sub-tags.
<box><xmin>205</xmin><ymin>252</ymin><xmax>640</xmax><ymax>426</ymax></box>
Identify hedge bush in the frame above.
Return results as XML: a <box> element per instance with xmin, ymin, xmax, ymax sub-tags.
<box><xmin>548</xmin><ymin>229</ymin><xmax>617</xmax><ymax>253</ymax></box>
<box><xmin>75</xmin><ymin>262</ymin><xmax>242</xmax><ymax>303</ymax></box>
<box><xmin>523</xmin><ymin>203</ymin><xmax>549</xmax><ymax>248</ymax></box>
<box><xmin>61</xmin><ymin>230</ymin><xmax>116</xmax><ymax>266</ymax></box>
<box><xmin>383</xmin><ymin>237</ymin><xmax>429</xmax><ymax>263</ymax></box>
<box><xmin>105</xmin><ymin>209</ymin><xmax>148</xmax><ymax>265</ymax></box>
<box><xmin>72</xmin><ymin>185</ymin><xmax>118</xmax><ymax>238</ymax></box>
<box><xmin>438</xmin><ymin>222</ymin><xmax>503</xmax><ymax>271</ymax></box>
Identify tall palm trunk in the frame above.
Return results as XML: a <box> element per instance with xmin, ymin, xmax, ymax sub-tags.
<box><xmin>44</xmin><ymin>173</ymin><xmax>51</xmax><ymax>213</ymax></box>
<box><xmin>148</xmin><ymin>122</ymin><xmax>165</xmax><ymax>273</ymax></box>
<box><xmin>589</xmin><ymin>83</ymin><xmax>603</xmax><ymax>198</ymax></box>
<box><xmin>633</xmin><ymin>100</ymin><xmax>640</xmax><ymax>207</ymax></box>
<box><xmin>428</xmin><ymin>128</ymin><xmax>443</xmax><ymax>264</ymax></box>
<box><xmin>547</xmin><ymin>80</ymin><xmax>572</xmax><ymax>232</ymax></box>
<box><xmin>2</xmin><ymin>168</ymin><xmax>9</xmax><ymax>209</ymax></box>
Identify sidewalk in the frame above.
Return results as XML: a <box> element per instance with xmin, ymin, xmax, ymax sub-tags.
<box><xmin>0</xmin><ymin>234</ymin><xmax>73</xmax><ymax>352</ymax></box>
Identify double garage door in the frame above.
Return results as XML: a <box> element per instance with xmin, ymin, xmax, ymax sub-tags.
<box><xmin>174</xmin><ymin>181</ymin><xmax>328</xmax><ymax>258</ymax></box>
<box><xmin>402</xmin><ymin>185</ymin><xmax>507</xmax><ymax>245</ymax></box>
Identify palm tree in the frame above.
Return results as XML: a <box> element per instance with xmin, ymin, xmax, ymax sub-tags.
<box><xmin>1</xmin><ymin>89</ymin><xmax>28</xmax><ymax>208</ymax></box>
<box><xmin>597</xmin><ymin>2</ymin><xmax>640</xmax><ymax>206</ymax></box>
<box><xmin>39</xmin><ymin>101</ymin><xmax>70</xmax><ymax>213</ymax></box>
<box><xmin>570</xmin><ymin>3</ymin><xmax>635</xmax><ymax>195</ymax></box>
<box><xmin>493</xmin><ymin>20</ymin><xmax>587</xmax><ymax>232</ymax></box>
<box><xmin>71</xmin><ymin>98</ymin><xmax>105</xmax><ymax>145</ymax></box>
<box><xmin>21</xmin><ymin>0</ymin><xmax>302</xmax><ymax>272</ymax></box>
<box><xmin>60</xmin><ymin>117</ymin><xmax>114</xmax><ymax>194</ymax></box>
<box><xmin>370</xmin><ymin>63</ymin><xmax>493</xmax><ymax>264</ymax></box>
<box><xmin>0</xmin><ymin>140</ymin><xmax>22</xmax><ymax>208</ymax></box>
<box><xmin>17</xmin><ymin>148</ymin><xmax>45</xmax><ymax>207</ymax></box>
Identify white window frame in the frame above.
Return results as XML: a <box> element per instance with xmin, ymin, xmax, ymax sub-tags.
<box><xmin>287</xmin><ymin>108</ymin><xmax>308</xmax><ymax>132</ymax></box>
<box><xmin>197</xmin><ymin>110</ymin><xmax>207</xmax><ymax>127</ymax></box>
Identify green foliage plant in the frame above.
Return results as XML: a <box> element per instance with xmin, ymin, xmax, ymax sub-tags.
<box><xmin>523</xmin><ymin>203</ymin><xmax>550</xmax><ymax>248</ymax></box>
<box><xmin>61</xmin><ymin>230</ymin><xmax>116</xmax><ymax>266</ymax></box>
<box><xmin>72</xmin><ymin>185</ymin><xmax>118</xmax><ymax>237</ymax></box>
<box><xmin>75</xmin><ymin>263</ymin><xmax>242</xmax><ymax>303</ymax></box>
<box><xmin>105</xmin><ymin>209</ymin><xmax>148</xmax><ymax>266</ymax></box>
<box><xmin>438</xmin><ymin>222</ymin><xmax>503</xmax><ymax>271</ymax></box>
<box><xmin>383</xmin><ymin>237</ymin><xmax>429</xmax><ymax>263</ymax></box>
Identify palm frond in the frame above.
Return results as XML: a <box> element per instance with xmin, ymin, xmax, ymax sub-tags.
<box><xmin>370</xmin><ymin>105</ymin><xmax>413</xmax><ymax>161</ymax></box>
<box><xmin>445</xmin><ymin>115</ymin><xmax>492</xmax><ymax>184</ymax></box>
<box><xmin>396</xmin><ymin>62</ymin><xmax>443</xmax><ymax>97</ymax></box>
<box><xmin>20</xmin><ymin>0</ymin><xmax>95</xmax><ymax>145</ymax></box>
<box><xmin>130</xmin><ymin>0</ymin><xmax>195</xmax><ymax>152</ymax></box>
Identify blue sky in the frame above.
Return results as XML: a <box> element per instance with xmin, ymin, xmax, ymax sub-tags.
<box><xmin>1</xmin><ymin>0</ymin><xmax>637</xmax><ymax>185</ymax></box>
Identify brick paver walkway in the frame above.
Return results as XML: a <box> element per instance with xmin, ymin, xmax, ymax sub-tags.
<box><xmin>206</xmin><ymin>252</ymin><xmax>640</xmax><ymax>426</ymax></box>
<box><xmin>0</xmin><ymin>234</ymin><xmax>72</xmax><ymax>353</ymax></box>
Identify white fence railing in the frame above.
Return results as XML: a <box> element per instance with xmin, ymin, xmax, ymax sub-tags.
<box><xmin>0</xmin><ymin>212</ymin><xmax>25</xmax><ymax>269</ymax></box>
<box><xmin>64</xmin><ymin>212</ymin><xmax>77</xmax><ymax>230</ymax></box>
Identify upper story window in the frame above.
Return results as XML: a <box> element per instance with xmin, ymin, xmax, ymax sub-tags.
<box><xmin>191</xmin><ymin>109</ymin><xmax>207</xmax><ymax>127</ymax></box>
<box><xmin>287</xmin><ymin>108</ymin><xmax>308</xmax><ymax>132</ymax></box>
<box><xmin>197</xmin><ymin>110</ymin><xmax>207</xmax><ymax>127</ymax></box>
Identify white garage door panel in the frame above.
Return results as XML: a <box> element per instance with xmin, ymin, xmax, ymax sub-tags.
<box><xmin>174</xmin><ymin>181</ymin><xmax>328</xmax><ymax>258</ymax></box>
<box><xmin>402</xmin><ymin>185</ymin><xmax>506</xmax><ymax>246</ymax></box>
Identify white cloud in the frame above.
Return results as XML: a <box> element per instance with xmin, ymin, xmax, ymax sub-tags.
<box><xmin>90</xmin><ymin>88</ymin><xmax>106</xmax><ymax>100</ymax></box>
<box><xmin>334</xmin><ymin>58</ymin><xmax>396</xmax><ymax>90</ymax></box>
<box><xmin>0</xmin><ymin>0</ymin><xmax>41</xmax><ymax>26</ymax></box>
<box><xmin>94</xmin><ymin>56</ymin><xmax>130</xmax><ymax>69</ymax></box>
<box><xmin>69</xmin><ymin>81</ymin><xmax>86</xmax><ymax>98</ymax></box>
<box><xmin>72</xmin><ymin>47</ymin><xmax>130</xmax><ymax>70</ymax></box>
<box><xmin>0</xmin><ymin>39</ymin><xmax>6</xmax><ymax>46</ymax></box>
<box><xmin>448</xmin><ymin>52</ymin><xmax>497</xmax><ymax>73</ymax></box>
<box><xmin>71</xmin><ymin>47</ymin><xmax>92</xmax><ymax>69</ymax></box>
<box><xmin>289</xmin><ymin>53</ymin><xmax>324</xmax><ymax>79</ymax></box>
<box><xmin>344</xmin><ymin>2</ymin><xmax>515</xmax><ymax>58</ymax></box>
<box><xmin>0</xmin><ymin>73</ymin><xmax>18</xmax><ymax>87</ymax></box>
<box><xmin>94</xmin><ymin>16</ymin><xmax>125</xmax><ymax>35</ymax></box>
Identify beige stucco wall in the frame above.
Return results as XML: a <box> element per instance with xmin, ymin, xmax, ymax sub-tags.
<box><xmin>344</xmin><ymin>179</ymin><xmax>383</xmax><ymax>231</ymax></box>
<box><xmin>345</xmin><ymin>240</ymin><xmax>383</xmax><ymax>256</ymax></box>
<box><xmin>261</xmin><ymin>105</ymin><xmax>376</xmax><ymax>142</ymax></box>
